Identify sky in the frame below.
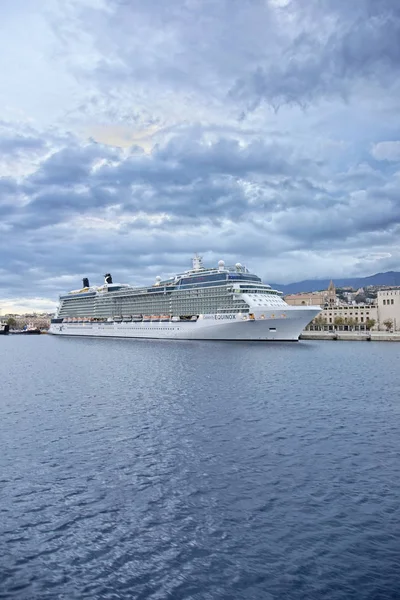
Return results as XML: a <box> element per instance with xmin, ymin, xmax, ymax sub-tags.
<box><xmin>1</xmin><ymin>0</ymin><xmax>400</xmax><ymax>313</ymax></box>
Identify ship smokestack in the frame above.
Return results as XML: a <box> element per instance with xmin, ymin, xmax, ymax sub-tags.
<box><xmin>104</xmin><ymin>273</ymin><xmax>113</xmax><ymax>284</ymax></box>
<box><xmin>82</xmin><ymin>277</ymin><xmax>90</xmax><ymax>288</ymax></box>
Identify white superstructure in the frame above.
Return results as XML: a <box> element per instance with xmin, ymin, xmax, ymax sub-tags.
<box><xmin>49</xmin><ymin>255</ymin><xmax>321</xmax><ymax>341</ymax></box>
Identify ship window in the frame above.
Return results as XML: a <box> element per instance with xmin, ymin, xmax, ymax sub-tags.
<box><xmin>181</xmin><ymin>274</ymin><xmax>227</xmax><ymax>285</ymax></box>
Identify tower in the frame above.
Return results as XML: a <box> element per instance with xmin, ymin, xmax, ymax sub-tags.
<box><xmin>327</xmin><ymin>280</ymin><xmax>336</xmax><ymax>306</ymax></box>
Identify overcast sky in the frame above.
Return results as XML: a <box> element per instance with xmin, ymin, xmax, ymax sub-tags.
<box><xmin>1</xmin><ymin>0</ymin><xmax>400</xmax><ymax>313</ymax></box>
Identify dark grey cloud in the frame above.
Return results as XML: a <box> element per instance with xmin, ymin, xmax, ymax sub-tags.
<box><xmin>1</xmin><ymin>0</ymin><xmax>400</xmax><ymax>308</ymax></box>
<box><xmin>55</xmin><ymin>0</ymin><xmax>400</xmax><ymax>120</ymax></box>
<box><xmin>1</xmin><ymin>126</ymin><xmax>400</xmax><ymax>298</ymax></box>
<box><xmin>231</xmin><ymin>0</ymin><xmax>400</xmax><ymax>110</ymax></box>
<box><xmin>0</xmin><ymin>177</ymin><xmax>18</xmax><ymax>196</ymax></box>
<box><xmin>28</xmin><ymin>142</ymin><xmax>119</xmax><ymax>185</ymax></box>
<box><xmin>0</xmin><ymin>134</ymin><xmax>45</xmax><ymax>156</ymax></box>
<box><xmin>3</xmin><ymin>131</ymin><xmax>320</xmax><ymax>235</ymax></box>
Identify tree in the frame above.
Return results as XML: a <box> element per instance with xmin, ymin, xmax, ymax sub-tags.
<box><xmin>6</xmin><ymin>317</ymin><xmax>17</xmax><ymax>328</ymax></box>
<box><xmin>365</xmin><ymin>318</ymin><xmax>376</xmax><ymax>330</ymax></box>
<box><xmin>346</xmin><ymin>317</ymin><xmax>356</xmax><ymax>329</ymax></box>
<box><xmin>334</xmin><ymin>316</ymin><xmax>344</xmax><ymax>327</ymax></box>
<box><xmin>313</xmin><ymin>315</ymin><xmax>326</xmax><ymax>329</ymax></box>
<box><xmin>383</xmin><ymin>318</ymin><xmax>393</xmax><ymax>331</ymax></box>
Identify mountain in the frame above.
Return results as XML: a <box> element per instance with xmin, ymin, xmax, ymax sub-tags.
<box><xmin>269</xmin><ymin>271</ymin><xmax>400</xmax><ymax>295</ymax></box>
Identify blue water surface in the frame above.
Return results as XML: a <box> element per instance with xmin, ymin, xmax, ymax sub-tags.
<box><xmin>1</xmin><ymin>336</ymin><xmax>400</xmax><ymax>599</ymax></box>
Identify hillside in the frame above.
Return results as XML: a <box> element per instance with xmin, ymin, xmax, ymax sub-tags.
<box><xmin>269</xmin><ymin>271</ymin><xmax>400</xmax><ymax>295</ymax></box>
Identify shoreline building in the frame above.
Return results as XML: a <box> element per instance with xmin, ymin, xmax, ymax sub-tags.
<box><xmin>315</xmin><ymin>304</ymin><xmax>378</xmax><ymax>329</ymax></box>
<box><xmin>284</xmin><ymin>280</ymin><xmax>338</xmax><ymax>308</ymax></box>
<box><xmin>2</xmin><ymin>313</ymin><xmax>53</xmax><ymax>330</ymax></box>
<box><xmin>285</xmin><ymin>282</ymin><xmax>400</xmax><ymax>331</ymax></box>
<box><xmin>377</xmin><ymin>289</ymin><xmax>400</xmax><ymax>330</ymax></box>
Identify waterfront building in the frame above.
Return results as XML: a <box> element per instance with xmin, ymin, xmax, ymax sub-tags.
<box><xmin>314</xmin><ymin>304</ymin><xmax>378</xmax><ymax>329</ymax></box>
<box><xmin>284</xmin><ymin>291</ymin><xmax>328</xmax><ymax>306</ymax></box>
<box><xmin>377</xmin><ymin>288</ymin><xmax>400</xmax><ymax>330</ymax></box>
<box><xmin>3</xmin><ymin>313</ymin><xmax>53</xmax><ymax>330</ymax></box>
<box><xmin>285</xmin><ymin>281</ymin><xmax>338</xmax><ymax>308</ymax></box>
<box><xmin>287</xmin><ymin>281</ymin><xmax>400</xmax><ymax>331</ymax></box>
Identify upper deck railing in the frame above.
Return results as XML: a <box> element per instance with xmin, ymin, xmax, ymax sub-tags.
<box><xmin>181</xmin><ymin>265</ymin><xmax>250</xmax><ymax>277</ymax></box>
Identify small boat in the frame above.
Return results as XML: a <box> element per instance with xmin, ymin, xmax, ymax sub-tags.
<box><xmin>11</xmin><ymin>326</ymin><xmax>41</xmax><ymax>335</ymax></box>
<box><xmin>0</xmin><ymin>323</ymin><xmax>10</xmax><ymax>335</ymax></box>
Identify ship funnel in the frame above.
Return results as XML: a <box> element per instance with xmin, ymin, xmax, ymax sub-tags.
<box><xmin>82</xmin><ymin>277</ymin><xmax>90</xmax><ymax>288</ymax></box>
<box><xmin>104</xmin><ymin>273</ymin><xmax>113</xmax><ymax>284</ymax></box>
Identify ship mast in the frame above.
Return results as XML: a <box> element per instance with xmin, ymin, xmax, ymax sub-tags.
<box><xmin>192</xmin><ymin>253</ymin><xmax>203</xmax><ymax>271</ymax></box>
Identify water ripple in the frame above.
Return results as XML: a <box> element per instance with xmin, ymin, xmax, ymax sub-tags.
<box><xmin>1</xmin><ymin>337</ymin><xmax>400</xmax><ymax>599</ymax></box>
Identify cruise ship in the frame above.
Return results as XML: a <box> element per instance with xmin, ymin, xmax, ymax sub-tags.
<box><xmin>49</xmin><ymin>255</ymin><xmax>321</xmax><ymax>341</ymax></box>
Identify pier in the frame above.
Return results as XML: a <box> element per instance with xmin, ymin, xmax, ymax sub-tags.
<box><xmin>300</xmin><ymin>331</ymin><xmax>400</xmax><ymax>342</ymax></box>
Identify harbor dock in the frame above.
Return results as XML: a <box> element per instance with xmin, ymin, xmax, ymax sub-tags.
<box><xmin>300</xmin><ymin>331</ymin><xmax>400</xmax><ymax>342</ymax></box>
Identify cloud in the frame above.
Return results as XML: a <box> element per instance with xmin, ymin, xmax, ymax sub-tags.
<box><xmin>1</xmin><ymin>0</ymin><xmax>400</xmax><ymax>310</ymax></box>
<box><xmin>0</xmin><ymin>134</ymin><xmax>45</xmax><ymax>156</ymax></box>
<box><xmin>230</xmin><ymin>1</ymin><xmax>400</xmax><ymax>110</ymax></box>
<box><xmin>371</xmin><ymin>141</ymin><xmax>400</xmax><ymax>161</ymax></box>
<box><xmin>0</xmin><ymin>297</ymin><xmax>57</xmax><ymax>316</ymax></box>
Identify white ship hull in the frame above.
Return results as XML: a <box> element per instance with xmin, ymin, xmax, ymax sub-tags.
<box><xmin>49</xmin><ymin>308</ymin><xmax>319</xmax><ymax>341</ymax></box>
